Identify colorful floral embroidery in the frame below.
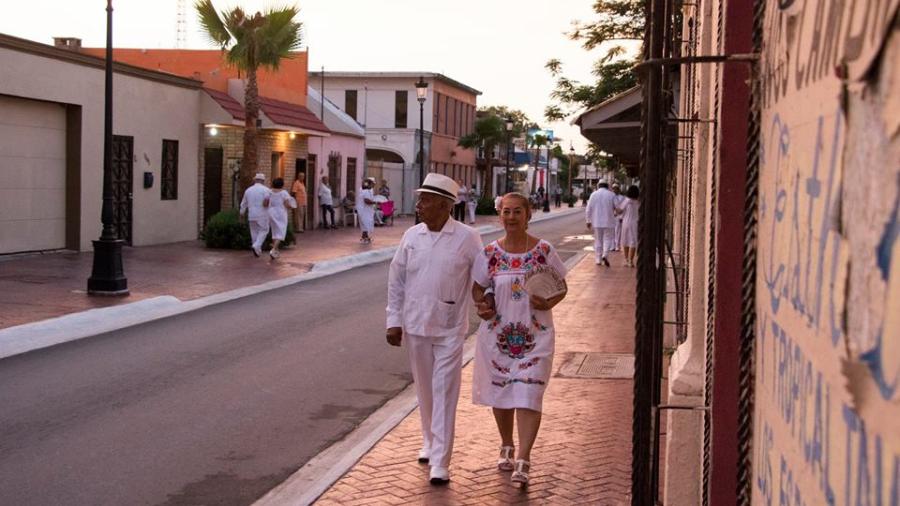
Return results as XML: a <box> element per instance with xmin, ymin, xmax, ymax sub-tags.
<box><xmin>484</xmin><ymin>240</ymin><xmax>552</xmax><ymax>277</ymax></box>
<box><xmin>511</xmin><ymin>277</ymin><xmax>525</xmax><ymax>300</ymax></box>
<box><xmin>491</xmin><ymin>360</ymin><xmax>510</xmax><ymax>374</ymax></box>
<box><xmin>491</xmin><ymin>377</ymin><xmax>546</xmax><ymax>387</ymax></box>
<box><xmin>496</xmin><ymin>322</ymin><xmax>534</xmax><ymax>359</ymax></box>
<box><xmin>531</xmin><ymin>314</ymin><xmax>548</xmax><ymax>331</ymax></box>
<box><xmin>518</xmin><ymin>357</ymin><xmax>541</xmax><ymax>370</ymax></box>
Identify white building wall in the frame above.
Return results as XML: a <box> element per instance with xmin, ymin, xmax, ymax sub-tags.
<box><xmin>0</xmin><ymin>45</ymin><xmax>200</xmax><ymax>251</ymax></box>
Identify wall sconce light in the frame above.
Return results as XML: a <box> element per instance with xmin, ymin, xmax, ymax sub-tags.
<box><xmin>289</xmin><ymin>131</ymin><xmax>296</xmax><ymax>140</ymax></box>
<box><xmin>209</xmin><ymin>125</ymin><xmax>218</xmax><ymax>136</ymax></box>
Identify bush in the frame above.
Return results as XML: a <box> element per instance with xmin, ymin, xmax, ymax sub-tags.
<box><xmin>203</xmin><ymin>209</ymin><xmax>294</xmax><ymax>250</ymax></box>
<box><xmin>476</xmin><ymin>195</ymin><xmax>498</xmax><ymax>215</ymax></box>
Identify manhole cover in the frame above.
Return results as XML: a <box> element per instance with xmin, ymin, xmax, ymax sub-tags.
<box><xmin>556</xmin><ymin>352</ymin><xmax>634</xmax><ymax>379</ymax></box>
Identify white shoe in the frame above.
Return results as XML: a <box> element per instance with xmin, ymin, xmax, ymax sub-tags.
<box><xmin>418</xmin><ymin>447</ymin><xmax>430</xmax><ymax>464</ymax></box>
<box><xmin>497</xmin><ymin>446</ymin><xmax>515</xmax><ymax>471</ymax></box>
<box><xmin>511</xmin><ymin>460</ymin><xmax>530</xmax><ymax>487</ymax></box>
<box><xmin>252</xmin><ymin>246</ymin><xmax>261</xmax><ymax>257</ymax></box>
<box><xmin>429</xmin><ymin>466</ymin><xmax>450</xmax><ymax>484</ymax></box>
<box><xmin>269</xmin><ymin>249</ymin><xmax>279</xmax><ymax>259</ymax></box>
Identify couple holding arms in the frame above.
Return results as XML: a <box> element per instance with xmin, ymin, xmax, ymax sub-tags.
<box><xmin>386</xmin><ymin>173</ymin><xmax>568</xmax><ymax>487</ymax></box>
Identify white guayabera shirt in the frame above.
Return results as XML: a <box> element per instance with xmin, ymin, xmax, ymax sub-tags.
<box><xmin>387</xmin><ymin>218</ymin><xmax>483</xmax><ymax>339</ymax></box>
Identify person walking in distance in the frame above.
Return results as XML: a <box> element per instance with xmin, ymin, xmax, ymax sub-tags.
<box><xmin>454</xmin><ymin>179</ymin><xmax>468</xmax><ymax>222</ymax></box>
<box><xmin>586</xmin><ymin>180</ymin><xmax>618</xmax><ymax>267</ymax></box>
<box><xmin>617</xmin><ymin>185</ymin><xmax>641</xmax><ymax>267</ymax></box>
<box><xmin>266</xmin><ymin>177</ymin><xmax>296</xmax><ymax>259</ymax></box>
<box><xmin>471</xmin><ymin>192</ymin><xmax>568</xmax><ymax>487</ymax></box>
<box><xmin>291</xmin><ymin>171</ymin><xmax>307</xmax><ymax>233</ymax></box>
<box><xmin>357</xmin><ymin>177</ymin><xmax>377</xmax><ymax>243</ymax></box>
<box><xmin>239</xmin><ymin>173</ymin><xmax>271</xmax><ymax>257</ymax></box>
<box><xmin>385</xmin><ymin>173</ymin><xmax>483</xmax><ymax>485</ymax></box>
<box><xmin>318</xmin><ymin>176</ymin><xmax>337</xmax><ymax>229</ymax></box>
<box><xmin>611</xmin><ymin>183</ymin><xmax>624</xmax><ymax>251</ymax></box>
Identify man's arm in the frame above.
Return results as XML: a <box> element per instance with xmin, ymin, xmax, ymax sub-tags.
<box><xmin>385</xmin><ymin>234</ymin><xmax>409</xmax><ymax>345</ymax></box>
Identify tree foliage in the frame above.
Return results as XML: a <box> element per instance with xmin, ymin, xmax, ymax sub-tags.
<box><xmin>195</xmin><ymin>0</ymin><xmax>303</xmax><ymax>192</ymax></box>
<box><xmin>458</xmin><ymin>107</ymin><xmax>535</xmax><ymax>197</ymax></box>
<box><xmin>545</xmin><ymin>0</ymin><xmax>643</xmax><ymax>122</ymax></box>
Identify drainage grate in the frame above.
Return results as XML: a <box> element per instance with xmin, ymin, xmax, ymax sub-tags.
<box><xmin>556</xmin><ymin>352</ymin><xmax>634</xmax><ymax>379</ymax></box>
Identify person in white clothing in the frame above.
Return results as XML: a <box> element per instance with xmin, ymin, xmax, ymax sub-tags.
<box><xmin>386</xmin><ymin>173</ymin><xmax>483</xmax><ymax>485</ymax></box>
<box><xmin>611</xmin><ymin>183</ymin><xmax>624</xmax><ymax>251</ymax></box>
<box><xmin>266</xmin><ymin>177</ymin><xmax>297</xmax><ymax>259</ymax></box>
<box><xmin>357</xmin><ymin>177</ymin><xmax>377</xmax><ymax>243</ymax></box>
<box><xmin>239</xmin><ymin>173</ymin><xmax>271</xmax><ymax>257</ymax></box>
<box><xmin>318</xmin><ymin>176</ymin><xmax>337</xmax><ymax>229</ymax></box>
<box><xmin>465</xmin><ymin>184</ymin><xmax>478</xmax><ymax>224</ymax></box>
<box><xmin>585</xmin><ymin>180</ymin><xmax>618</xmax><ymax>267</ymax></box>
<box><xmin>617</xmin><ymin>185</ymin><xmax>641</xmax><ymax>267</ymax></box>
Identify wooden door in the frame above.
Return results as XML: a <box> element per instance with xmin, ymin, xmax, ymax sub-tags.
<box><xmin>204</xmin><ymin>147</ymin><xmax>223</xmax><ymax>227</ymax></box>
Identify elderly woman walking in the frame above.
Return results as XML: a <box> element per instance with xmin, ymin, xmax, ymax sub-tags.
<box><xmin>471</xmin><ymin>192</ymin><xmax>568</xmax><ymax>487</ymax></box>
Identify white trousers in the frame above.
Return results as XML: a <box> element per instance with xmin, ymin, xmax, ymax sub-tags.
<box><xmin>405</xmin><ymin>333</ymin><xmax>463</xmax><ymax>469</ymax></box>
<box><xmin>614</xmin><ymin>218</ymin><xmax>622</xmax><ymax>250</ymax></box>
<box><xmin>593</xmin><ymin>227</ymin><xmax>614</xmax><ymax>262</ymax></box>
<box><xmin>466</xmin><ymin>202</ymin><xmax>477</xmax><ymax>224</ymax></box>
<box><xmin>249</xmin><ymin>219</ymin><xmax>270</xmax><ymax>251</ymax></box>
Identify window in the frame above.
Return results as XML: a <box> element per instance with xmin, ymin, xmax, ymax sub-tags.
<box><xmin>327</xmin><ymin>151</ymin><xmax>342</xmax><ymax>197</ymax></box>
<box><xmin>271</xmin><ymin>151</ymin><xmax>284</xmax><ymax>179</ymax></box>
<box><xmin>449</xmin><ymin>98</ymin><xmax>456</xmax><ymax>136</ymax></box>
<box><xmin>439</xmin><ymin>95</ymin><xmax>450</xmax><ymax>134</ymax></box>
<box><xmin>345</xmin><ymin>90</ymin><xmax>357</xmax><ymax>120</ymax></box>
<box><xmin>394</xmin><ymin>90</ymin><xmax>408</xmax><ymax>128</ymax></box>
<box><xmin>161</xmin><ymin>139</ymin><xmax>178</xmax><ymax>200</ymax></box>
<box><xmin>347</xmin><ymin>157</ymin><xmax>357</xmax><ymax>191</ymax></box>
<box><xmin>433</xmin><ymin>92</ymin><xmax>441</xmax><ymax>134</ymax></box>
<box><xmin>456</xmin><ymin>100</ymin><xmax>462</xmax><ymax>137</ymax></box>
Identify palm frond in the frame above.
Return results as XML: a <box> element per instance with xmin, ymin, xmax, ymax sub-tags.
<box><xmin>194</xmin><ymin>0</ymin><xmax>232</xmax><ymax>48</ymax></box>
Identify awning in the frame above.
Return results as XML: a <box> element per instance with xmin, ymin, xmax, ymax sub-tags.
<box><xmin>575</xmin><ymin>86</ymin><xmax>642</xmax><ymax>174</ymax></box>
<box><xmin>201</xmin><ymin>88</ymin><xmax>330</xmax><ymax>137</ymax></box>
<box><xmin>259</xmin><ymin>96</ymin><xmax>330</xmax><ymax>137</ymax></box>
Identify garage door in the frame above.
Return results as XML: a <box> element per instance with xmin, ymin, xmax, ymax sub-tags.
<box><xmin>0</xmin><ymin>95</ymin><xmax>66</xmax><ymax>254</ymax></box>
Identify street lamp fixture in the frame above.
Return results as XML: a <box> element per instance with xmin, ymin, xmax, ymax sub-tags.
<box><xmin>504</xmin><ymin>117</ymin><xmax>513</xmax><ymax>195</ymax></box>
<box><xmin>87</xmin><ymin>0</ymin><xmax>128</xmax><ymax>295</ymax></box>
<box><xmin>567</xmin><ymin>145</ymin><xmax>576</xmax><ymax>203</ymax></box>
<box><xmin>414</xmin><ymin>76</ymin><xmax>428</xmax><ymax>223</ymax></box>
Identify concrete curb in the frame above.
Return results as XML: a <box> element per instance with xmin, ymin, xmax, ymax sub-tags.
<box><xmin>0</xmin><ymin>207</ymin><xmax>581</xmax><ymax>361</ymax></box>
<box><xmin>254</xmin><ymin>250</ymin><xmax>588</xmax><ymax>506</ymax></box>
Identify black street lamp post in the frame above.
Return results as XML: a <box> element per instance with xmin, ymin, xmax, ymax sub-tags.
<box><xmin>504</xmin><ymin>118</ymin><xmax>513</xmax><ymax>194</ymax></box>
<box><xmin>542</xmin><ymin>140</ymin><xmax>551</xmax><ymax>212</ymax></box>
<box><xmin>88</xmin><ymin>0</ymin><xmax>128</xmax><ymax>295</ymax></box>
<box><xmin>414</xmin><ymin>77</ymin><xmax>428</xmax><ymax>223</ymax></box>
<box><xmin>567</xmin><ymin>145</ymin><xmax>576</xmax><ymax>206</ymax></box>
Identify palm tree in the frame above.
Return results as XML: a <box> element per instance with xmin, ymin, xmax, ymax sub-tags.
<box><xmin>458</xmin><ymin>114</ymin><xmax>506</xmax><ymax>199</ymax></box>
<box><xmin>529</xmin><ymin>134</ymin><xmax>548</xmax><ymax>194</ymax></box>
<box><xmin>195</xmin><ymin>0</ymin><xmax>302</xmax><ymax>192</ymax></box>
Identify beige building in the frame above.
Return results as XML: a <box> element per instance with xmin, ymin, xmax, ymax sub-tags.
<box><xmin>0</xmin><ymin>34</ymin><xmax>202</xmax><ymax>254</ymax></box>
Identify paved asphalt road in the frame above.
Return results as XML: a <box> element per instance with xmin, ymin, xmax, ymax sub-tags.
<box><xmin>0</xmin><ymin>211</ymin><xmax>589</xmax><ymax>506</ymax></box>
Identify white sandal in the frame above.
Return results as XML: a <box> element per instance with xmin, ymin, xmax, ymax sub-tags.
<box><xmin>497</xmin><ymin>446</ymin><xmax>515</xmax><ymax>471</ymax></box>
<box><xmin>511</xmin><ymin>459</ymin><xmax>530</xmax><ymax>486</ymax></box>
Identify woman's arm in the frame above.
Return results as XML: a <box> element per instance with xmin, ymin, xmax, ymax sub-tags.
<box><xmin>472</xmin><ymin>282</ymin><xmax>496</xmax><ymax>320</ymax></box>
<box><xmin>529</xmin><ymin>287</ymin><xmax>567</xmax><ymax>311</ymax></box>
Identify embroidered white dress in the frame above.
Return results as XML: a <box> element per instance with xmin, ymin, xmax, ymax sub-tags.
<box><xmin>472</xmin><ymin>239</ymin><xmax>567</xmax><ymax>412</ymax></box>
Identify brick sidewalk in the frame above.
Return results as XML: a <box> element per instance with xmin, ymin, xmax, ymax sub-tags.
<box><xmin>314</xmin><ymin>255</ymin><xmax>635</xmax><ymax>505</ymax></box>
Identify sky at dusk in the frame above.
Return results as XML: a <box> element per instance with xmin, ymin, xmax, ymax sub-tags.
<box><xmin>1</xmin><ymin>0</ymin><xmax>637</xmax><ymax>152</ymax></box>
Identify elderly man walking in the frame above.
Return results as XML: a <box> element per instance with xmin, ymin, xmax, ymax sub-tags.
<box><xmin>586</xmin><ymin>180</ymin><xmax>618</xmax><ymax>267</ymax></box>
<box><xmin>386</xmin><ymin>173</ymin><xmax>483</xmax><ymax>485</ymax></box>
<box><xmin>240</xmin><ymin>173</ymin><xmax>271</xmax><ymax>257</ymax></box>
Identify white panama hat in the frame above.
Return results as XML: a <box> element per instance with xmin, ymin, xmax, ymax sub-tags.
<box><xmin>254</xmin><ymin>173</ymin><xmax>266</xmax><ymax>181</ymax></box>
<box><xmin>416</xmin><ymin>173</ymin><xmax>459</xmax><ymax>201</ymax></box>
